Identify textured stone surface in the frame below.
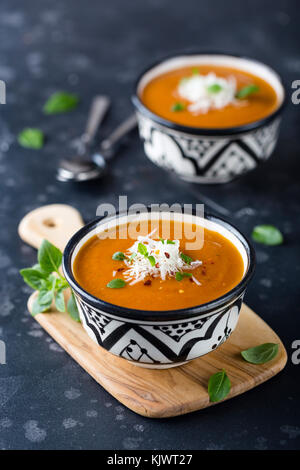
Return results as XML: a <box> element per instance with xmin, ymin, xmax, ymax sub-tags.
<box><xmin>0</xmin><ymin>0</ymin><xmax>299</xmax><ymax>450</ymax></box>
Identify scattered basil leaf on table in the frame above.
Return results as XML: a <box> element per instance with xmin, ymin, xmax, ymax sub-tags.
<box><xmin>207</xmin><ymin>83</ymin><xmax>223</xmax><ymax>93</ymax></box>
<box><xmin>43</xmin><ymin>91</ymin><xmax>79</xmax><ymax>114</ymax></box>
<box><xmin>208</xmin><ymin>369</ymin><xmax>231</xmax><ymax>403</ymax></box>
<box><xmin>166</xmin><ymin>239</ymin><xmax>175</xmax><ymax>245</ymax></box>
<box><xmin>251</xmin><ymin>225</ymin><xmax>283</xmax><ymax>246</ymax></box>
<box><xmin>107</xmin><ymin>279</ymin><xmax>127</xmax><ymax>289</ymax></box>
<box><xmin>18</xmin><ymin>128</ymin><xmax>44</xmax><ymax>149</ymax></box>
<box><xmin>20</xmin><ymin>239</ymin><xmax>80</xmax><ymax>321</ymax></box>
<box><xmin>241</xmin><ymin>343</ymin><xmax>279</xmax><ymax>364</ymax></box>
<box><xmin>112</xmin><ymin>251</ymin><xmax>126</xmax><ymax>261</ymax></box>
<box><xmin>171</xmin><ymin>102</ymin><xmax>185</xmax><ymax>112</ymax></box>
<box><xmin>236</xmin><ymin>84</ymin><xmax>259</xmax><ymax>99</ymax></box>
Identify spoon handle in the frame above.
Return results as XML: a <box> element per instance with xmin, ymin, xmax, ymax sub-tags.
<box><xmin>82</xmin><ymin>95</ymin><xmax>110</xmax><ymax>145</ymax></box>
<box><xmin>100</xmin><ymin>114</ymin><xmax>137</xmax><ymax>156</ymax></box>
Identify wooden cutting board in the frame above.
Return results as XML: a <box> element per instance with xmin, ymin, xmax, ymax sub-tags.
<box><xmin>19</xmin><ymin>204</ymin><xmax>287</xmax><ymax>418</ymax></box>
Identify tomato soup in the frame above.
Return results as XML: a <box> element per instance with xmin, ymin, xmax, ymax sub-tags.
<box><xmin>141</xmin><ymin>64</ymin><xmax>278</xmax><ymax>128</ymax></box>
<box><xmin>73</xmin><ymin>220</ymin><xmax>244</xmax><ymax>311</ymax></box>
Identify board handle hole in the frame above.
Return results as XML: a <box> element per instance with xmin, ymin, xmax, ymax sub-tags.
<box><xmin>43</xmin><ymin>218</ymin><xmax>56</xmax><ymax>228</ymax></box>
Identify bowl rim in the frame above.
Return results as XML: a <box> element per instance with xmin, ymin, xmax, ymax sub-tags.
<box><xmin>62</xmin><ymin>208</ymin><xmax>256</xmax><ymax>321</ymax></box>
<box><xmin>131</xmin><ymin>50</ymin><xmax>287</xmax><ymax>137</ymax></box>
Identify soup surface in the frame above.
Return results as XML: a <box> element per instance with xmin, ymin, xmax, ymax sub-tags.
<box><xmin>73</xmin><ymin>220</ymin><xmax>244</xmax><ymax>311</ymax></box>
<box><xmin>141</xmin><ymin>64</ymin><xmax>278</xmax><ymax>128</ymax></box>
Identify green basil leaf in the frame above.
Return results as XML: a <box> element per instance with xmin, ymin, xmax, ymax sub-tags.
<box><xmin>55</xmin><ymin>289</ymin><xmax>66</xmax><ymax>313</ymax></box>
<box><xmin>208</xmin><ymin>369</ymin><xmax>231</xmax><ymax>403</ymax></box>
<box><xmin>207</xmin><ymin>83</ymin><xmax>223</xmax><ymax>93</ymax></box>
<box><xmin>32</xmin><ymin>264</ymin><xmax>49</xmax><ymax>276</ymax></box>
<box><xmin>138</xmin><ymin>243</ymin><xmax>148</xmax><ymax>256</ymax></box>
<box><xmin>38</xmin><ymin>240</ymin><xmax>62</xmax><ymax>273</ymax></box>
<box><xmin>19</xmin><ymin>268</ymin><xmax>46</xmax><ymax>290</ymax></box>
<box><xmin>43</xmin><ymin>91</ymin><xmax>79</xmax><ymax>114</ymax></box>
<box><xmin>159</xmin><ymin>238</ymin><xmax>165</xmax><ymax>244</ymax></box>
<box><xmin>55</xmin><ymin>277</ymin><xmax>69</xmax><ymax>290</ymax></box>
<box><xmin>166</xmin><ymin>240</ymin><xmax>175</xmax><ymax>245</ymax></box>
<box><xmin>175</xmin><ymin>272</ymin><xmax>192</xmax><ymax>281</ymax></box>
<box><xmin>251</xmin><ymin>225</ymin><xmax>283</xmax><ymax>246</ymax></box>
<box><xmin>192</xmin><ymin>68</ymin><xmax>199</xmax><ymax>75</ymax></box>
<box><xmin>38</xmin><ymin>288</ymin><xmax>54</xmax><ymax>306</ymax></box>
<box><xmin>180</xmin><ymin>253</ymin><xmax>193</xmax><ymax>265</ymax></box>
<box><xmin>236</xmin><ymin>84</ymin><xmax>259</xmax><ymax>99</ymax></box>
<box><xmin>112</xmin><ymin>251</ymin><xmax>126</xmax><ymax>261</ymax></box>
<box><xmin>18</xmin><ymin>128</ymin><xmax>44</xmax><ymax>149</ymax></box>
<box><xmin>31</xmin><ymin>297</ymin><xmax>51</xmax><ymax>316</ymax></box>
<box><xmin>107</xmin><ymin>279</ymin><xmax>126</xmax><ymax>289</ymax></box>
<box><xmin>171</xmin><ymin>102</ymin><xmax>185</xmax><ymax>112</ymax></box>
<box><xmin>147</xmin><ymin>255</ymin><xmax>156</xmax><ymax>267</ymax></box>
<box><xmin>241</xmin><ymin>343</ymin><xmax>279</xmax><ymax>364</ymax></box>
<box><xmin>67</xmin><ymin>292</ymin><xmax>80</xmax><ymax>322</ymax></box>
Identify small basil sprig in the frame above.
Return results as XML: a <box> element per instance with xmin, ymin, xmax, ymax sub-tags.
<box><xmin>252</xmin><ymin>225</ymin><xmax>283</xmax><ymax>246</ymax></box>
<box><xmin>208</xmin><ymin>369</ymin><xmax>231</xmax><ymax>402</ymax></box>
<box><xmin>207</xmin><ymin>83</ymin><xmax>223</xmax><ymax>94</ymax></box>
<box><xmin>20</xmin><ymin>239</ymin><xmax>80</xmax><ymax>321</ymax></box>
<box><xmin>241</xmin><ymin>343</ymin><xmax>279</xmax><ymax>364</ymax></box>
<box><xmin>112</xmin><ymin>251</ymin><xmax>126</xmax><ymax>261</ymax></box>
<box><xmin>107</xmin><ymin>279</ymin><xmax>126</xmax><ymax>289</ymax></box>
<box><xmin>43</xmin><ymin>91</ymin><xmax>79</xmax><ymax>114</ymax></box>
<box><xmin>138</xmin><ymin>243</ymin><xmax>156</xmax><ymax>267</ymax></box>
<box><xmin>180</xmin><ymin>253</ymin><xmax>193</xmax><ymax>265</ymax></box>
<box><xmin>18</xmin><ymin>128</ymin><xmax>44</xmax><ymax>149</ymax></box>
<box><xmin>236</xmin><ymin>84</ymin><xmax>259</xmax><ymax>99</ymax></box>
<box><xmin>175</xmin><ymin>272</ymin><xmax>192</xmax><ymax>281</ymax></box>
<box><xmin>171</xmin><ymin>102</ymin><xmax>185</xmax><ymax>112</ymax></box>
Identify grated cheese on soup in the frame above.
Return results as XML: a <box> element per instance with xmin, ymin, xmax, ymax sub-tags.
<box><xmin>178</xmin><ymin>72</ymin><xmax>237</xmax><ymax>114</ymax></box>
<box><xmin>123</xmin><ymin>231</ymin><xmax>202</xmax><ymax>285</ymax></box>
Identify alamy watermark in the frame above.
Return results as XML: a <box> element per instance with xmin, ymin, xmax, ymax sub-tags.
<box><xmin>0</xmin><ymin>340</ymin><xmax>6</xmax><ymax>364</ymax></box>
<box><xmin>0</xmin><ymin>80</ymin><xmax>6</xmax><ymax>104</ymax></box>
<box><xmin>291</xmin><ymin>340</ymin><xmax>300</xmax><ymax>365</ymax></box>
<box><xmin>96</xmin><ymin>197</ymin><xmax>205</xmax><ymax>250</ymax></box>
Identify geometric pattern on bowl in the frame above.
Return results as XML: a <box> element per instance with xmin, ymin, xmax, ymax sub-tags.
<box><xmin>75</xmin><ymin>293</ymin><xmax>244</xmax><ymax>367</ymax></box>
<box><xmin>137</xmin><ymin>113</ymin><xmax>281</xmax><ymax>184</ymax></box>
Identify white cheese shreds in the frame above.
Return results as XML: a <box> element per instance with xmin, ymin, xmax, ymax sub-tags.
<box><xmin>122</xmin><ymin>231</ymin><xmax>202</xmax><ymax>285</ymax></box>
<box><xmin>191</xmin><ymin>275</ymin><xmax>201</xmax><ymax>286</ymax></box>
<box><xmin>178</xmin><ymin>72</ymin><xmax>237</xmax><ymax>114</ymax></box>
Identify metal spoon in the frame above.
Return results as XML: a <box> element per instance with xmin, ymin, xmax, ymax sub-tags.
<box><xmin>57</xmin><ymin>113</ymin><xmax>137</xmax><ymax>182</ymax></box>
<box><xmin>92</xmin><ymin>113</ymin><xmax>137</xmax><ymax>169</ymax></box>
<box><xmin>57</xmin><ymin>95</ymin><xmax>110</xmax><ymax>182</ymax></box>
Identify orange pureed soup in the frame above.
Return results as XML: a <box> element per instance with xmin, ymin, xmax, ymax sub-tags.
<box><xmin>73</xmin><ymin>220</ymin><xmax>244</xmax><ymax>311</ymax></box>
<box><xmin>141</xmin><ymin>64</ymin><xmax>278</xmax><ymax>128</ymax></box>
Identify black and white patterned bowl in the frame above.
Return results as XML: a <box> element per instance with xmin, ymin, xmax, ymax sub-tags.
<box><xmin>62</xmin><ymin>210</ymin><xmax>255</xmax><ymax>369</ymax></box>
<box><xmin>132</xmin><ymin>53</ymin><xmax>286</xmax><ymax>184</ymax></box>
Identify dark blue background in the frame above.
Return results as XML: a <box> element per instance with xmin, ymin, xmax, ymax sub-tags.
<box><xmin>0</xmin><ymin>0</ymin><xmax>299</xmax><ymax>450</ymax></box>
